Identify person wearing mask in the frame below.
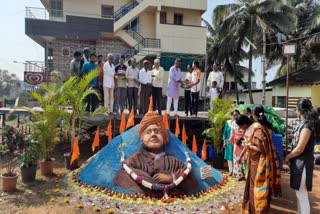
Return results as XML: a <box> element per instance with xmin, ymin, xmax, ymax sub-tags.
<box><xmin>151</xmin><ymin>58</ymin><xmax>164</xmax><ymax>115</ymax></box>
<box><xmin>103</xmin><ymin>53</ymin><xmax>116</xmax><ymax>114</ymax></box>
<box><xmin>139</xmin><ymin>60</ymin><xmax>152</xmax><ymax>115</ymax></box>
<box><xmin>285</xmin><ymin>98</ymin><xmax>319</xmax><ymax>214</ymax></box>
<box><xmin>184</xmin><ymin>65</ymin><xmax>193</xmax><ymax>116</ymax></box>
<box><xmin>167</xmin><ymin>58</ymin><xmax>183</xmax><ymax>116</ymax></box>
<box><xmin>206</xmin><ymin>63</ymin><xmax>224</xmax><ymax>95</ymax></box>
<box><xmin>97</xmin><ymin>54</ymin><xmax>104</xmax><ymax>106</ymax></box>
<box><xmin>126</xmin><ymin>58</ymin><xmax>139</xmax><ymax>114</ymax></box>
<box><xmin>80</xmin><ymin>47</ymin><xmax>90</xmax><ymax>69</ymax></box>
<box><xmin>82</xmin><ymin>53</ymin><xmax>99</xmax><ymax>112</ymax></box>
<box><xmin>114</xmin><ymin>55</ymin><xmax>127</xmax><ymax>114</ymax></box>
<box><xmin>70</xmin><ymin>51</ymin><xmax>82</xmax><ymax>78</ymax></box>
<box><xmin>238</xmin><ymin>105</ymin><xmax>281</xmax><ymax>214</ymax></box>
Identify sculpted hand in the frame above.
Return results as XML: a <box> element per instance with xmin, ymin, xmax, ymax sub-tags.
<box><xmin>153</xmin><ymin>173</ymin><xmax>173</xmax><ymax>184</ymax></box>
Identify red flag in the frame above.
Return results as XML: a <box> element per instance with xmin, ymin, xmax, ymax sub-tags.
<box><xmin>182</xmin><ymin>123</ymin><xmax>188</xmax><ymax>145</ymax></box>
<box><xmin>119</xmin><ymin>111</ymin><xmax>126</xmax><ymax>133</ymax></box>
<box><xmin>192</xmin><ymin>135</ymin><xmax>197</xmax><ymax>154</ymax></box>
<box><xmin>70</xmin><ymin>137</ymin><xmax>80</xmax><ymax>165</ymax></box>
<box><xmin>92</xmin><ymin>126</ymin><xmax>100</xmax><ymax>152</ymax></box>
<box><xmin>106</xmin><ymin>120</ymin><xmax>112</xmax><ymax>142</ymax></box>
<box><xmin>163</xmin><ymin>111</ymin><xmax>169</xmax><ymax>129</ymax></box>
<box><xmin>148</xmin><ymin>95</ymin><xmax>153</xmax><ymax>112</ymax></box>
<box><xmin>126</xmin><ymin>107</ymin><xmax>135</xmax><ymax>129</ymax></box>
<box><xmin>201</xmin><ymin>138</ymin><xmax>207</xmax><ymax>161</ymax></box>
<box><xmin>175</xmin><ymin>116</ymin><xmax>180</xmax><ymax>137</ymax></box>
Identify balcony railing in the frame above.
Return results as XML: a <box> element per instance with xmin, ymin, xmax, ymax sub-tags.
<box><xmin>114</xmin><ymin>0</ymin><xmax>142</xmax><ymax>21</ymax></box>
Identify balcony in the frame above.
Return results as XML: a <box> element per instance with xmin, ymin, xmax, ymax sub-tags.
<box><xmin>25</xmin><ymin>7</ymin><xmax>113</xmax><ymax>43</ymax></box>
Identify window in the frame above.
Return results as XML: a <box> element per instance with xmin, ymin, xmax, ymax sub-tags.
<box><xmin>277</xmin><ymin>96</ymin><xmax>286</xmax><ymax>108</ymax></box>
<box><xmin>174</xmin><ymin>13</ymin><xmax>183</xmax><ymax>25</ymax></box>
<box><xmin>160</xmin><ymin>12</ymin><xmax>167</xmax><ymax>24</ymax></box>
<box><xmin>50</xmin><ymin>0</ymin><xmax>63</xmax><ymax>17</ymax></box>
<box><xmin>123</xmin><ymin>17</ymin><xmax>140</xmax><ymax>32</ymax></box>
<box><xmin>101</xmin><ymin>5</ymin><xmax>114</xmax><ymax>18</ymax></box>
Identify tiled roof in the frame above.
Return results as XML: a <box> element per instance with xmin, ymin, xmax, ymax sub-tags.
<box><xmin>267</xmin><ymin>65</ymin><xmax>320</xmax><ymax>87</ymax></box>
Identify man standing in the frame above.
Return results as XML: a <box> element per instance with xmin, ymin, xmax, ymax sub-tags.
<box><xmin>114</xmin><ymin>55</ymin><xmax>127</xmax><ymax>114</ymax></box>
<box><xmin>151</xmin><ymin>58</ymin><xmax>164</xmax><ymax>115</ymax></box>
<box><xmin>97</xmin><ymin>54</ymin><xmax>104</xmax><ymax>106</ymax></box>
<box><xmin>167</xmin><ymin>58</ymin><xmax>183</xmax><ymax>116</ymax></box>
<box><xmin>190</xmin><ymin>61</ymin><xmax>201</xmax><ymax>117</ymax></box>
<box><xmin>139</xmin><ymin>60</ymin><xmax>152</xmax><ymax>115</ymax></box>
<box><xmin>126</xmin><ymin>58</ymin><xmax>139</xmax><ymax>114</ymax></box>
<box><xmin>80</xmin><ymin>47</ymin><xmax>90</xmax><ymax>69</ymax></box>
<box><xmin>184</xmin><ymin>65</ymin><xmax>193</xmax><ymax>116</ymax></box>
<box><xmin>82</xmin><ymin>53</ymin><xmax>99</xmax><ymax>112</ymax></box>
<box><xmin>70</xmin><ymin>51</ymin><xmax>82</xmax><ymax>78</ymax></box>
<box><xmin>103</xmin><ymin>53</ymin><xmax>116</xmax><ymax>114</ymax></box>
<box><xmin>206</xmin><ymin>63</ymin><xmax>224</xmax><ymax>94</ymax></box>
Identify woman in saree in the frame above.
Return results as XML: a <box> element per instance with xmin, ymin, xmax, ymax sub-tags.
<box><xmin>237</xmin><ymin>105</ymin><xmax>281</xmax><ymax>214</ymax></box>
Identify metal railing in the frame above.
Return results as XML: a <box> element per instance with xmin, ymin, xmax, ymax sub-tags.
<box><xmin>26</xmin><ymin>7</ymin><xmax>63</xmax><ymax>20</ymax></box>
<box><xmin>126</xmin><ymin>30</ymin><xmax>144</xmax><ymax>43</ymax></box>
<box><xmin>114</xmin><ymin>0</ymin><xmax>142</xmax><ymax>21</ymax></box>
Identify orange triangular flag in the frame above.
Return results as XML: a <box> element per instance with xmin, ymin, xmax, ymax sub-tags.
<box><xmin>192</xmin><ymin>135</ymin><xmax>197</xmax><ymax>154</ymax></box>
<box><xmin>182</xmin><ymin>123</ymin><xmax>188</xmax><ymax>145</ymax></box>
<box><xmin>105</xmin><ymin>120</ymin><xmax>112</xmax><ymax>142</ymax></box>
<box><xmin>175</xmin><ymin>116</ymin><xmax>180</xmax><ymax>137</ymax></box>
<box><xmin>163</xmin><ymin>111</ymin><xmax>169</xmax><ymax>129</ymax></box>
<box><xmin>201</xmin><ymin>138</ymin><xmax>207</xmax><ymax>161</ymax></box>
<box><xmin>92</xmin><ymin>126</ymin><xmax>100</xmax><ymax>152</ymax></box>
<box><xmin>70</xmin><ymin>136</ymin><xmax>80</xmax><ymax>165</ymax></box>
<box><xmin>126</xmin><ymin>107</ymin><xmax>135</xmax><ymax>129</ymax></box>
<box><xmin>148</xmin><ymin>95</ymin><xmax>153</xmax><ymax>112</ymax></box>
<box><xmin>119</xmin><ymin>111</ymin><xmax>126</xmax><ymax>133</ymax></box>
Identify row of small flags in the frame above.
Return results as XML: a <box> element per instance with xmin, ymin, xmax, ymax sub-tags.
<box><xmin>71</xmin><ymin>96</ymin><xmax>207</xmax><ymax>164</ymax></box>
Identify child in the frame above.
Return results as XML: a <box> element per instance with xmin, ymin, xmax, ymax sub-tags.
<box><xmin>209</xmin><ymin>81</ymin><xmax>219</xmax><ymax>111</ymax></box>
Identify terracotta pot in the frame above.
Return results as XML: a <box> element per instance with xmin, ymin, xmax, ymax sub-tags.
<box><xmin>1</xmin><ymin>173</ymin><xmax>18</xmax><ymax>192</ymax></box>
<box><xmin>20</xmin><ymin>166</ymin><xmax>37</xmax><ymax>183</ymax></box>
<box><xmin>39</xmin><ymin>159</ymin><xmax>55</xmax><ymax>177</ymax></box>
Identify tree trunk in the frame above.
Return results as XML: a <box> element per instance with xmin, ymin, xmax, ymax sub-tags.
<box><xmin>248</xmin><ymin>15</ymin><xmax>254</xmax><ymax>104</ymax></box>
<box><xmin>233</xmin><ymin>62</ymin><xmax>240</xmax><ymax>105</ymax></box>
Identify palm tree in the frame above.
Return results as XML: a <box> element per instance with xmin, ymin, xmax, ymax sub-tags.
<box><xmin>209</xmin><ymin>0</ymin><xmax>296</xmax><ymax>103</ymax></box>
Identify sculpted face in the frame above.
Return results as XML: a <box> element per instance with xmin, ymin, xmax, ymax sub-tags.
<box><xmin>141</xmin><ymin>124</ymin><xmax>164</xmax><ymax>153</ymax></box>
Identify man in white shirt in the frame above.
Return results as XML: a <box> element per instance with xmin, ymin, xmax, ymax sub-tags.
<box><xmin>103</xmin><ymin>53</ymin><xmax>115</xmax><ymax>114</ymax></box>
<box><xmin>114</xmin><ymin>55</ymin><xmax>127</xmax><ymax>114</ymax></box>
<box><xmin>126</xmin><ymin>58</ymin><xmax>139</xmax><ymax>114</ymax></box>
<box><xmin>151</xmin><ymin>58</ymin><xmax>164</xmax><ymax>115</ymax></box>
<box><xmin>190</xmin><ymin>61</ymin><xmax>201</xmax><ymax>117</ymax></box>
<box><xmin>207</xmin><ymin>63</ymin><xmax>224</xmax><ymax>93</ymax></box>
<box><xmin>184</xmin><ymin>65</ymin><xmax>193</xmax><ymax>116</ymax></box>
<box><xmin>139</xmin><ymin>60</ymin><xmax>152</xmax><ymax>115</ymax></box>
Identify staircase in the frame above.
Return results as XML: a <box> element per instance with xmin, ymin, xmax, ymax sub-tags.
<box><xmin>113</xmin><ymin>0</ymin><xmax>159</xmax><ymax>32</ymax></box>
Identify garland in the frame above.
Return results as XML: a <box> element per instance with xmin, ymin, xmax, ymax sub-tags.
<box><xmin>121</xmin><ymin>151</ymin><xmax>192</xmax><ymax>198</ymax></box>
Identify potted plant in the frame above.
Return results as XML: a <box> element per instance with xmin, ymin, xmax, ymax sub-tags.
<box><xmin>61</xmin><ymin>70</ymin><xmax>106</xmax><ymax>170</ymax></box>
<box><xmin>203</xmin><ymin>98</ymin><xmax>233</xmax><ymax>169</ymax></box>
<box><xmin>27</xmin><ymin>84</ymin><xmax>65</xmax><ymax>176</ymax></box>
<box><xmin>19</xmin><ymin>139</ymin><xmax>40</xmax><ymax>183</ymax></box>
<box><xmin>0</xmin><ymin>144</ymin><xmax>19</xmax><ymax>192</ymax></box>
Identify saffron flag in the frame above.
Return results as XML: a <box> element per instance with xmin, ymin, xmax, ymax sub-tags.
<box><xmin>175</xmin><ymin>116</ymin><xmax>180</xmax><ymax>137</ymax></box>
<box><xmin>163</xmin><ymin>111</ymin><xmax>169</xmax><ymax>129</ymax></box>
<box><xmin>201</xmin><ymin>138</ymin><xmax>207</xmax><ymax>161</ymax></box>
<box><xmin>119</xmin><ymin>111</ymin><xmax>126</xmax><ymax>133</ymax></box>
<box><xmin>148</xmin><ymin>95</ymin><xmax>153</xmax><ymax>112</ymax></box>
<box><xmin>192</xmin><ymin>135</ymin><xmax>197</xmax><ymax>154</ymax></box>
<box><xmin>126</xmin><ymin>107</ymin><xmax>135</xmax><ymax>129</ymax></box>
<box><xmin>106</xmin><ymin>120</ymin><xmax>112</xmax><ymax>142</ymax></box>
<box><xmin>182</xmin><ymin>123</ymin><xmax>188</xmax><ymax>145</ymax></box>
<box><xmin>91</xmin><ymin>126</ymin><xmax>100</xmax><ymax>152</ymax></box>
<box><xmin>70</xmin><ymin>136</ymin><xmax>80</xmax><ymax>165</ymax></box>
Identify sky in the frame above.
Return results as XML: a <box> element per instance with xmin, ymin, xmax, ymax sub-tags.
<box><xmin>0</xmin><ymin>0</ymin><xmax>276</xmax><ymax>88</ymax></box>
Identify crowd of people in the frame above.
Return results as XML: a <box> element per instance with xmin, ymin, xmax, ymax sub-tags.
<box><xmin>222</xmin><ymin>99</ymin><xmax>319</xmax><ymax>214</ymax></box>
<box><xmin>69</xmin><ymin>48</ymin><xmax>225</xmax><ymax>116</ymax></box>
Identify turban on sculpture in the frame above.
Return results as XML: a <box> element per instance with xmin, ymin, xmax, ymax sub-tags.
<box><xmin>138</xmin><ymin>111</ymin><xmax>169</xmax><ymax>143</ymax></box>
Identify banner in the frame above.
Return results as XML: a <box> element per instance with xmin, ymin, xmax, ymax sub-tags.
<box><xmin>24</xmin><ymin>72</ymin><xmax>50</xmax><ymax>85</ymax></box>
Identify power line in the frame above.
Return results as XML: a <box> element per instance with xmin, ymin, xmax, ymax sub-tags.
<box><xmin>264</xmin><ymin>31</ymin><xmax>320</xmax><ymax>46</ymax></box>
